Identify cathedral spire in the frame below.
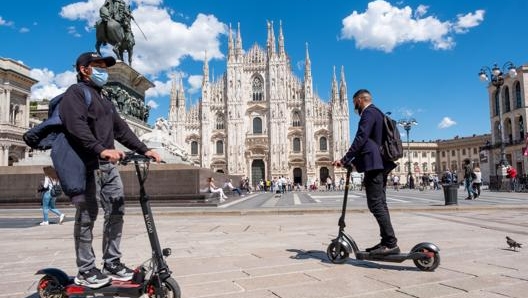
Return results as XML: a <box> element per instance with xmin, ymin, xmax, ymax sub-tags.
<box><xmin>339</xmin><ymin>65</ymin><xmax>347</xmax><ymax>103</ymax></box>
<box><xmin>202</xmin><ymin>50</ymin><xmax>209</xmax><ymax>87</ymax></box>
<box><xmin>266</xmin><ymin>20</ymin><xmax>276</xmax><ymax>57</ymax></box>
<box><xmin>235</xmin><ymin>22</ymin><xmax>243</xmax><ymax>58</ymax></box>
<box><xmin>228</xmin><ymin>23</ymin><xmax>234</xmax><ymax>61</ymax></box>
<box><xmin>304</xmin><ymin>42</ymin><xmax>311</xmax><ymax>78</ymax></box>
<box><xmin>331</xmin><ymin>65</ymin><xmax>338</xmax><ymax>102</ymax></box>
<box><xmin>169</xmin><ymin>75</ymin><xmax>178</xmax><ymax>111</ymax></box>
<box><xmin>304</xmin><ymin>42</ymin><xmax>313</xmax><ymax>99</ymax></box>
<box><xmin>278</xmin><ymin>20</ymin><xmax>285</xmax><ymax>57</ymax></box>
<box><xmin>178</xmin><ymin>75</ymin><xmax>186</xmax><ymax>108</ymax></box>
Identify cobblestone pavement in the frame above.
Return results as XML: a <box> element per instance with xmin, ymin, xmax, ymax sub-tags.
<box><xmin>1</xmin><ymin>205</ymin><xmax>527</xmax><ymax>297</ymax></box>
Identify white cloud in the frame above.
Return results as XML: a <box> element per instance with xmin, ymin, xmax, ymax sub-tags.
<box><xmin>146</xmin><ymin>99</ymin><xmax>159</xmax><ymax>109</ymax></box>
<box><xmin>0</xmin><ymin>16</ymin><xmax>14</xmax><ymax>27</ymax></box>
<box><xmin>31</xmin><ymin>0</ymin><xmax>227</xmax><ymax>107</ymax></box>
<box><xmin>438</xmin><ymin>117</ymin><xmax>456</xmax><ymax>128</ymax></box>
<box><xmin>454</xmin><ymin>10</ymin><xmax>485</xmax><ymax>33</ymax></box>
<box><xmin>340</xmin><ymin>0</ymin><xmax>484</xmax><ymax>52</ymax></box>
<box><xmin>29</xmin><ymin>68</ymin><xmax>77</xmax><ymax>101</ymax></box>
<box><xmin>187</xmin><ymin>75</ymin><xmax>203</xmax><ymax>94</ymax></box>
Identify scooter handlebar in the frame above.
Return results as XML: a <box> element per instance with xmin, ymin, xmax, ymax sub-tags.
<box><xmin>119</xmin><ymin>151</ymin><xmax>164</xmax><ymax>165</ymax></box>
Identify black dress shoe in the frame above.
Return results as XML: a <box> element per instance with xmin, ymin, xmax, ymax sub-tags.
<box><xmin>365</xmin><ymin>243</ymin><xmax>382</xmax><ymax>252</ymax></box>
<box><xmin>369</xmin><ymin>245</ymin><xmax>400</xmax><ymax>255</ymax></box>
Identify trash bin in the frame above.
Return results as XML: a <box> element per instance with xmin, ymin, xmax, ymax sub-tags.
<box><xmin>442</xmin><ymin>183</ymin><xmax>458</xmax><ymax>205</ymax></box>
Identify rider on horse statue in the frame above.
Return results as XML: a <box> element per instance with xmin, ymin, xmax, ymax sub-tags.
<box><xmin>96</xmin><ymin>0</ymin><xmax>135</xmax><ymax>64</ymax></box>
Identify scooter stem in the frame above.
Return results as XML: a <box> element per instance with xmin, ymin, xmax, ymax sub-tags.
<box><xmin>338</xmin><ymin>166</ymin><xmax>353</xmax><ymax>230</ymax></box>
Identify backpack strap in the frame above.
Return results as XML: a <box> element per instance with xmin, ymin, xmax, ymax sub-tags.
<box><xmin>79</xmin><ymin>84</ymin><xmax>93</xmax><ymax>107</ymax></box>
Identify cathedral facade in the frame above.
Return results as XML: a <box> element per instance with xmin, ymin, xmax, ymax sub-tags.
<box><xmin>168</xmin><ymin>22</ymin><xmax>350</xmax><ymax>187</ymax></box>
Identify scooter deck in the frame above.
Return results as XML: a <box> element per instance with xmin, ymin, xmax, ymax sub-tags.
<box><xmin>65</xmin><ymin>279</ymin><xmax>143</xmax><ymax>296</ymax></box>
<box><xmin>356</xmin><ymin>251</ymin><xmax>427</xmax><ymax>263</ymax></box>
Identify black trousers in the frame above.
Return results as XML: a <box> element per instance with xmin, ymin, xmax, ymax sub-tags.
<box><xmin>364</xmin><ymin>169</ymin><xmax>398</xmax><ymax>247</ymax></box>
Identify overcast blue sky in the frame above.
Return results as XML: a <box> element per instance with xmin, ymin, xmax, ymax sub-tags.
<box><xmin>1</xmin><ymin>0</ymin><xmax>527</xmax><ymax>142</ymax></box>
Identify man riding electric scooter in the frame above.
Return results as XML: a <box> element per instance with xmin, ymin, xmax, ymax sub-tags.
<box><xmin>332</xmin><ymin>89</ymin><xmax>399</xmax><ymax>255</ymax></box>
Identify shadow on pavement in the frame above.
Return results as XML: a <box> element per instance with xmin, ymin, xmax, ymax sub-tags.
<box><xmin>286</xmin><ymin>248</ymin><xmax>421</xmax><ymax>271</ymax></box>
<box><xmin>0</xmin><ymin>218</ymin><xmax>65</xmax><ymax>229</ymax></box>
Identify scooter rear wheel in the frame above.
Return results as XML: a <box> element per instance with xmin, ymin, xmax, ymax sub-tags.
<box><xmin>412</xmin><ymin>246</ymin><xmax>440</xmax><ymax>271</ymax></box>
<box><xmin>326</xmin><ymin>241</ymin><xmax>349</xmax><ymax>264</ymax></box>
<box><xmin>37</xmin><ymin>275</ymin><xmax>67</xmax><ymax>298</ymax></box>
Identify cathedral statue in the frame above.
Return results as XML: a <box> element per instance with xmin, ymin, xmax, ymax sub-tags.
<box><xmin>139</xmin><ymin>117</ymin><xmax>192</xmax><ymax>165</ymax></box>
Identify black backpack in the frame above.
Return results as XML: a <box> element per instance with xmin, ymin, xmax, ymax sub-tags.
<box><xmin>23</xmin><ymin>85</ymin><xmax>91</xmax><ymax>150</ymax></box>
<box><xmin>375</xmin><ymin>108</ymin><xmax>404</xmax><ymax>162</ymax></box>
<box><xmin>50</xmin><ymin>182</ymin><xmax>63</xmax><ymax>197</ymax></box>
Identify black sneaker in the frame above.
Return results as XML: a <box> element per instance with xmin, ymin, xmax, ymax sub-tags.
<box><xmin>365</xmin><ymin>243</ymin><xmax>382</xmax><ymax>252</ymax></box>
<box><xmin>74</xmin><ymin>267</ymin><xmax>111</xmax><ymax>289</ymax></box>
<box><xmin>369</xmin><ymin>245</ymin><xmax>401</xmax><ymax>255</ymax></box>
<box><xmin>102</xmin><ymin>261</ymin><xmax>134</xmax><ymax>281</ymax></box>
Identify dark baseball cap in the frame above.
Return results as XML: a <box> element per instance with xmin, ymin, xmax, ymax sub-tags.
<box><xmin>75</xmin><ymin>52</ymin><xmax>116</xmax><ymax>71</ymax></box>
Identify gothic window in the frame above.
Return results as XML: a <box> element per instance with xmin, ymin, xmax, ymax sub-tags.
<box><xmin>520</xmin><ymin>116</ymin><xmax>525</xmax><ymax>139</ymax></box>
<box><xmin>293</xmin><ymin>138</ymin><xmax>301</xmax><ymax>152</ymax></box>
<box><xmin>396</xmin><ymin>162</ymin><xmax>400</xmax><ymax>172</ymax></box>
<box><xmin>216</xmin><ymin>113</ymin><xmax>224</xmax><ymax>130</ymax></box>
<box><xmin>253</xmin><ymin>117</ymin><xmax>262</xmax><ymax>134</ymax></box>
<box><xmin>431</xmin><ymin>162</ymin><xmax>436</xmax><ymax>172</ymax></box>
<box><xmin>292</xmin><ymin>111</ymin><xmax>301</xmax><ymax>127</ymax></box>
<box><xmin>462</xmin><ymin>148</ymin><xmax>466</xmax><ymax>155</ymax></box>
<box><xmin>216</xmin><ymin>140</ymin><xmax>224</xmax><ymax>154</ymax></box>
<box><xmin>422</xmin><ymin>152</ymin><xmax>427</xmax><ymax>158</ymax></box>
<box><xmin>191</xmin><ymin>141</ymin><xmax>198</xmax><ymax>155</ymax></box>
<box><xmin>252</xmin><ymin>76</ymin><xmax>263</xmax><ymax>101</ymax></box>
<box><xmin>504</xmin><ymin>86</ymin><xmax>511</xmax><ymax>112</ymax></box>
<box><xmin>515</xmin><ymin>81</ymin><xmax>522</xmax><ymax>108</ymax></box>
<box><xmin>494</xmin><ymin>90</ymin><xmax>500</xmax><ymax>116</ymax></box>
<box><xmin>431</xmin><ymin>152</ymin><xmax>436</xmax><ymax>158</ymax></box>
<box><xmin>441</xmin><ymin>151</ymin><xmax>445</xmax><ymax>158</ymax></box>
<box><xmin>319</xmin><ymin>137</ymin><xmax>327</xmax><ymax>151</ymax></box>
<box><xmin>451</xmin><ymin>150</ymin><xmax>456</xmax><ymax>157</ymax></box>
<box><xmin>422</xmin><ymin>162</ymin><xmax>428</xmax><ymax>172</ymax></box>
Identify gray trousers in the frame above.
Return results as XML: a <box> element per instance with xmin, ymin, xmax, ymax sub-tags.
<box><xmin>74</xmin><ymin>163</ymin><xmax>125</xmax><ymax>272</ymax></box>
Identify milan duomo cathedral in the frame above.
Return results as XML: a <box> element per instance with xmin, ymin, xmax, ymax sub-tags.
<box><xmin>167</xmin><ymin>21</ymin><xmax>350</xmax><ymax>186</ymax></box>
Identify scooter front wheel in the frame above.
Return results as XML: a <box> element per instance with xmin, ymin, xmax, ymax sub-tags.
<box><xmin>148</xmin><ymin>277</ymin><xmax>181</xmax><ymax>298</ymax></box>
<box><xmin>37</xmin><ymin>275</ymin><xmax>67</xmax><ymax>298</ymax></box>
<box><xmin>412</xmin><ymin>245</ymin><xmax>440</xmax><ymax>271</ymax></box>
<box><xmin>327</xmin><ymin>241</ymin><xmax>349</xmax><ymax>264</ymax></box>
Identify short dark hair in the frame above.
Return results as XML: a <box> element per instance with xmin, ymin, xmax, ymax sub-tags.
<box><xmin>352</xmin><ymin>89</ymin><xmax>371</xmax><ymax>99</ymax></box>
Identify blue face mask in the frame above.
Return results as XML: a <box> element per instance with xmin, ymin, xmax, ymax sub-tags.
<box><xmin>90</xmin><ymin>67</ymin><xmax>108</xmax><ymax>87</ymax></box>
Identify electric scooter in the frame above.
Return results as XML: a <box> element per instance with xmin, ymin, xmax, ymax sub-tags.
<box><xmin>326</xmin><ymin>166</ymin><xmax>440</xmax><ymax>271</ymax></box>
<box><xmin>36</xmin><ymin>152</ymin><xmax>181</xmax><ymax>297</ymax></box>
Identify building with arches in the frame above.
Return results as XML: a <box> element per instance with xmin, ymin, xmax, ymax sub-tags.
<box><xmin>168</xmin><ymin>21</ymin><xmax>350</xmax><ymax>187</ymax></box>
<box><xmin>480</xmin><ymin>65</ymin><xmax>528</xmax><ymax>187</ymax></box>
<box><xmin>0</xmin><ymin>58</ymin><xmax>38</xmax><ymax>166</ymax></box>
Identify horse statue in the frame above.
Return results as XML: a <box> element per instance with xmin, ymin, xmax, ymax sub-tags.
<box><xmin>95</xmin><ymin>19</ymin><xmax>134</xmax><ymax>65</ymax></box>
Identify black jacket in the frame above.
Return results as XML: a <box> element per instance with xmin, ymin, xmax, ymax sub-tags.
<box><xmin>341</xmin><ymin>104</ymin><xmax>396</xmax><ymax>173</ymax></box>
<box><xmin>59</xmin><ymin>81</ymin><xmax>148</xmax><ymax>170</ymax></box>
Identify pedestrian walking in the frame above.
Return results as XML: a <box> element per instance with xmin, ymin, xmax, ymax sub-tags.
<box><xmin>39</xmin><ymin>166</ymin><xmax>66</xmax><ymax>226</ymax></box>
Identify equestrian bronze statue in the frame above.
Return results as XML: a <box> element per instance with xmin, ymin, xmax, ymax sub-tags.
<box><xmin>95</xmin><ymin>0</ymin><xmax>135</xmax><ymax>65</ymax></box>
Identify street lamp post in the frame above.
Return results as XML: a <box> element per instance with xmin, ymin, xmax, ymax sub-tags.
<box><xmin>398</xmin><ymin>118</ymin><xmax>418</xmax><ymax>181</ymax></box>
<box><xmin>478</xmin><ymin>62</ymin><xmax>517</xmax><ymax>183</ymax></box>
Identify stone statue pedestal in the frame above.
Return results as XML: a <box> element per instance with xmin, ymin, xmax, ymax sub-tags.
<box><xmin>107</xmin><ymin>61</ymin><xmax>154</xmax><ymax>137</ymax></box>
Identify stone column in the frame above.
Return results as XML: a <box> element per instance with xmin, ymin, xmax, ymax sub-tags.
<box><xmin>24</xmin><ymin>94</ymin><xmax>30</xmax><ymax>127</ymax></box>
<box><xmin>0</xmin><ymin>144</ymin><xmax>9</xmax><ymax>166</ymax></box>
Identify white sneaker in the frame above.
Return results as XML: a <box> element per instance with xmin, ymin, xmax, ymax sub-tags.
<box><xmin>219</xmin><ymin>198</ymin><xmax>226</xmax><ymax>203</ymax></box>
<box><xmin>39</xmin><ymin>221</ymin><xmax>49</xmax><ymax>226</ymax></box>
<box><xmin>59</xmin><ymin>214</ymin><xmax>65</xmax><ymax>224</ymax></box>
